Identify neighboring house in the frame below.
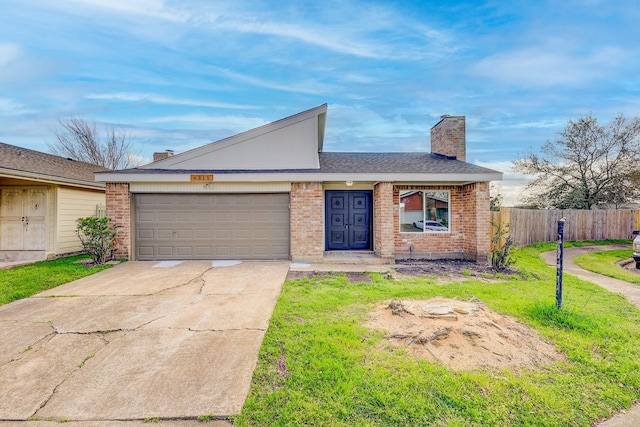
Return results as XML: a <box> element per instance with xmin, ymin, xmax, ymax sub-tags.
<box><xmin>0</xmin><ymin>142</ymin><xmax>108</xmax><ymax>262</ymax></box>
<box><xmin>96</xmin><ymin>104</ymin><xmax>502</xmax><ymax>263</ymax></box>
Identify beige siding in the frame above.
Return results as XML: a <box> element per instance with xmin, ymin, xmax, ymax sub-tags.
<box><xmin>46</xmin><ymin>186</ymin><xmax>55</xmax><ymax>254</ymax></box>
<box><xmin>323</xmin><ymin>182</ymin><xmax>374</xmax><ymax>191</ymax></box>
<box><xmin>129</xmin><ymin>181</ymin><xmax>291</xmax><ymax>193</ymax></box>
<box><xmin>56</xmin><ymin>187</ymin><xmax>106</xmax><ymax>254</ymax></box>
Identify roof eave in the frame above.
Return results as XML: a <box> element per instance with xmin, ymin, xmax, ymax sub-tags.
<box><xmin>0</xmin><ymin>167</ymin><xmax>105</xmax><ymax>189</ymax></box>
<box><xmin>95</xmin><ymin>171</ymin><xmax>503</xmax><ymax>184</ymax></box>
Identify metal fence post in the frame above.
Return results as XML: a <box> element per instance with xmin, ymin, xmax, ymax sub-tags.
<box><xmin>556</xmin><ymin>217</ymin><xmax>566</xmax><ymax>309</ymax></box>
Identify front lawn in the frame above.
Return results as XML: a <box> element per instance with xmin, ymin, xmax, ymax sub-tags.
<box><xmin>237</xmin><ymin>243</ymin><xmax>640</xmax><ymax>426</ymax></box>
<box><xmin>574</xmin><ymin>249</ymin><xmax>640</xmax><ymax>286</ymax></box>
<box><xmin>0</xmin><ymin>255</ymin><xmax>112</xmax><ymax>306</ymax></box>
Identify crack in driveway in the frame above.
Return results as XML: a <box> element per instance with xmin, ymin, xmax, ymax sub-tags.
<box><xmin>151</xmin><ymin>265</ymin><xmax>214</xmax><ymax>295</ymax></box>
<box><xmin>1</xmin><ymin>261</ymin><xmax>288</xmax><ymax>422</ymax></box>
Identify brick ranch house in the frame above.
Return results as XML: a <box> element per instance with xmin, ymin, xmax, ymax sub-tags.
<box><xmin>96</xmin><ymin>104</ymin><xmax>502</xmax><ymax>263</ymax></box>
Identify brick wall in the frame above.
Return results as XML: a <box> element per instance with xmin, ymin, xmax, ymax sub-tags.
<box><xmin>103</xmin><ymin>180</ymin><xmax>490</xmax><ymax>263</ymax></box>
<box><xmin>430</xmin><ymin>116</ymin><xmax>466</xmax><ymax>161</ymax></box>
<box><xmin>105</xmin><ymin>183</ymin><xmax>131</xmax><ymax>259</ymax></box>
<box><xmin>374</xmin><ymin>182</ymin><xmax>394</xmax><ymax>259</ymax></box>
<box><xmin>393</xmin><ymin>183</ymin><xmax>490</xmax><ymax>262</ymax></box>
<box><xmin>290</xmin><ymin>182</ymin><xmax>324</xmax><ymax>261</ymax></box>
<box><xmin>462</xmin><ymin>182</ymin><xmax>491</xmax><ymax>262</ymax></box>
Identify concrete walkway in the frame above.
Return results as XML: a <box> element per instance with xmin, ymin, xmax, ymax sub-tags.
<box><xmin>540</xmin><ymin>245</ymin><xmax>640</xmax><ymax>427</ymax></box>
<box><xmin>0</xmin><ymin>260</ymin><xmax>290</xmax><ymax>425</ymax></box>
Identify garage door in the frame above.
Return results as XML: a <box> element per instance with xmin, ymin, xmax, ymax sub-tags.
<box><xmin>134</xmin><ymin>193</ymin><xmax>290</xmax><ymax>260</ymax></box>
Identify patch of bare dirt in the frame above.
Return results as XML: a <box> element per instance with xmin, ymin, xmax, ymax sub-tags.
<box><xmin>394</xmin><ymin>258</ymin><xmax>508</xmax><ymax>281</ymax></box>
<box><xmin>287</xmin><ymin>259</ymin><xmax>512</xmax><ymax>284</ymax></box>
<box><xmin>76</xmin><ymin>258</ymin><xmax>99</xmax><ymax>267</ymax></box>
<box><xmin>367</xmin><ymin>297</ymin><xmax>565</xmax><ymax>372</ymax></box>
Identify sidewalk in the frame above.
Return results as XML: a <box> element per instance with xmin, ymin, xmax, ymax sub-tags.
<box><xmin>540</xmin><ymin>245</ymin><xmax>640</xmax><ymax>427</ymax></box>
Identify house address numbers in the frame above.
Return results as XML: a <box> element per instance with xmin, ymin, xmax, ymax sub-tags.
<box><xmin>190</xmin><ymin>174</ymin><xmax>214</xmax><ymax>182</ymax></box>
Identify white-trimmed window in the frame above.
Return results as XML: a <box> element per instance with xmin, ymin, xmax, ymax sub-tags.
<box><xmin>399</xmin><ymin>190</ymin><xmax>450</xmax><ymax>233</ymax></box>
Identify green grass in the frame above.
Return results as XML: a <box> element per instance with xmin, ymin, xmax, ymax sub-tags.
<box><xmin>0</xmin><ymin>255</ymin><xmax>112</xmax><ymax>305</ymax></box>
<box><xmin>574</xmin><ymin>249</ymin><xmax>640</xmax><ymax>286</ymax></box>
<box><xmin>237</xmin><ymin>242</ymin><xmax>640</xmax><ymax>426</ymax></box>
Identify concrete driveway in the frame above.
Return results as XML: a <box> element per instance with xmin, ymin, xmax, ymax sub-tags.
<box><xmin>0</xmin><ymin>260</ymin><xmax>289</xmax><ymax>424</ymax></box>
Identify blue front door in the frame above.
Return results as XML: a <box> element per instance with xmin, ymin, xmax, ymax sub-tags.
<box><xmin>325</xmin><ymin>190</ymin><xmax>372</xmax><ymax>250</ymax></box>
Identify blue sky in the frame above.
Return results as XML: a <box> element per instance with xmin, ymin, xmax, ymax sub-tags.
<box><xmin>1</xmin><ymin>1</ymin><xmax>639</xmax><ymax>204</ymax></box>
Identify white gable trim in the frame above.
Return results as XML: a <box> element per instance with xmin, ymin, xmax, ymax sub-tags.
<box><xmin>142</xmin><ymin>104</ymin><xmax>327</xmax><ymax>171</ymax></box>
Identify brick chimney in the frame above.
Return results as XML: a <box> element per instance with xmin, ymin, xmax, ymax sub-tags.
<box><xmin>430</xmin><ymin>115</ymin><xmax>465</xmax><ymax>161</ymax></box>
<box><xmin>153</xmin><ymin>150</ymin><xmax>174</xmax><ymax>162</ymax></box>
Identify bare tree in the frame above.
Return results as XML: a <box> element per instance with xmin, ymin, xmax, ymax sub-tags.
<box><xmin>513</xmin><ymin>113</ymin><xmax>640</xmax><ymax>209</ymax></box>
<box><xmin>49</xmin><ymin>118</ymin><xmax>137</xmax><ymax>170</ymax></box>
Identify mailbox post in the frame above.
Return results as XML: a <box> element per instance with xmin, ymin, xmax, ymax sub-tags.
<box><xmin>556</xmin><ymin>217</ymin><xmax>566</xmax><ymax>309</ymax></box>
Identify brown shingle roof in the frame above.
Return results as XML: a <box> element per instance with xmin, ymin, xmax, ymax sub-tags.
<box><xmin>317</xmin><ymin>152</ymin><xmax>498</xmax><ymax>174</ymax></box>
<box><xmin>99</xmin><ymin>152</ymin><xmax>501</xmax><ymax>176</ymax></box>
<box><xmin>0</xmin><ymin>142</ymin><xmax>109</xmax><ymax>186</ymax></box>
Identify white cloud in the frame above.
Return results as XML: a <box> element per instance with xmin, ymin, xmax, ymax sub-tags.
<box><xmin>144</xmin><ymin>114</ymin><xmax>268</xmax><ymax>131</ymax></box>
<box><xmin>0</xmin><ymin>43</ymin><xmax>41</xmax><ymax>84</ymax></box>
<box><xmin>0</xmin><ymin>43</ymin><xmax>21</xmax><ymax>67</ymax></box>
<box><xmin>475</xmin><ymin>161</ymin><xmax>532</xmax><ymax>207</ymax></box>
<box><xmin>212</xmin><ymin>18</ymin><xmax>386</xmax><ymax>59</ymax></box>
<box><xmin>471</xmin><ymin>44</ymin><xmax>624</xmax><ymax>87</ymax></box>
<box><xmin>127</xmin><ymin>152</ymin><xmax>150</xmax><ymax>167</ymax></box>
<box><xmin>0</xmin><ymin>98</ymin><xmax>37</xmax><ymax>115</ymax></box>
<box><xmin>63</xmin><ymin>0</ymin><xmax>188</xmax><ymax>22</ymax></box>
<box><xmin>193</xmin><ymin>2</ymin><xmax>452</xmax><ymax>61</ymax></box>
<box><xmin>212</xmin><ymin>67</ymin><xmax>337</xmax><ymax>95</ymax></box>
<box><xmin>329</xmin><ymin>104</ymin><xmax>427</xmax><ymax>137</ymax></box>
<box><xmin>85</xmin><ymin>92</ymin><xmax>258</xmax><ymax>110</ymax></box>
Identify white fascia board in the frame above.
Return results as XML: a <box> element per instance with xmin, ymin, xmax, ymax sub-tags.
<box><xmin>96</xmin><ymin>171</ymin><xmax>503</xmax><ymax>184</ymax></box>
<box><xmin>1</xmin><ymin>168</ymin><xmax>105</xmax><ymax>189</ymax></box>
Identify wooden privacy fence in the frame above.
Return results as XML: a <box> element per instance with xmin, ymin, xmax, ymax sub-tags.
<box><xmin>491</xmin><ymin>208</ymin><xmax>640</xmax><ymax>247</ymax></box>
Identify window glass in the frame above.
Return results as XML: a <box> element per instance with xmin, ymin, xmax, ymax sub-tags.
<box><xmin>399</xmin><ymin>190</ymin><xmax>449</xmax><ymax>233</ymax></box>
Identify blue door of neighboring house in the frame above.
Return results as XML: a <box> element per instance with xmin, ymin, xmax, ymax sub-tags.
<box><xmin>325</xmin><ymin>190</ymin><xmax>372</xmax><ymax>250</ymax></box>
